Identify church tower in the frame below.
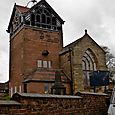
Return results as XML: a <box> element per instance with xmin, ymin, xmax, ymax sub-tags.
<box><xmin>7</xmin><ymin>0</ymin><xmax>69</xmax><ymax>96</ymax></box>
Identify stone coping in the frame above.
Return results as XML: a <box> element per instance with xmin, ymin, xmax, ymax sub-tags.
<box><xmin>13</xmin><ymin>93</ymin><xmax>82</xmax><ymax>99</ymax></box>
<box><xmin>76</xmin><ymin>91</ymin><xmax>108</xmax><ymax>96</ymax></box>
<box><xmin>0</xmin><ymin>100</ymin><xmax>21</xmax><ymax>105</ymax></box>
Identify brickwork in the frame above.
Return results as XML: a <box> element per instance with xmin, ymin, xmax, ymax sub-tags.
<box><xmin>8</xmin><ymin>0</ymin><xmax>108</xmax><ymax>96</ymax></box>
<box><xmin>0</xmin><ymin>92</ymin><xmax>109</xmax><ymax>115</ymax></box>
<box><xmin>9</xmin><ymin>25</ymin><xmax>63</xmax><ymax>95</ymax></box>
<box><xmin>22</xmin><ymin>27</ymin><xmax>63</xmax><ymax>72</ymax></box>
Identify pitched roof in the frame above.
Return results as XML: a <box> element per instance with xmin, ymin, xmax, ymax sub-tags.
<box><xmin>7</xmin><ymin>3</ymin><xmax>29</xmax><ymax>32</ymax></box>
<box><xmin>59</xmin><ymin>30</ymin><xmax>105</xmax><ymax>55</ymax></box>
<box><xmin>29</xmin><ymin>0</ymin><xmax>64</xmax><ymax>24</ymax></box>
<box><xmin>16</xmin><ymin>5</ymin><xmax>29</xmax><ymax>13</ymax></box>
<box><xmin>7</xmin><ymin>0</ymin><xmax>64</xmax><ymax>33</ymax></box>
<box><xmin>23</xmin><ymin>68</ymin><xmax>71</xmax><ymax>83</ymax></box>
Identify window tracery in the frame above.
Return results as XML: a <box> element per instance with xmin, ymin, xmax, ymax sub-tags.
<box><xmin>24</xmin><ymin>5</ymin><xmax>62</xmax><ymax>31</ymax></box>
<box><xmin>82</xmin><ymin>49</ymin><xmax>97</xmax><ymax>87</ymax></box>
<box><xmin>10</xmin><ymin>3</ymin><xmax>62</xmax><ymax>37</ymax></box>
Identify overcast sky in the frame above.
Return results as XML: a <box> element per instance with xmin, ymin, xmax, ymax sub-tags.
<box><xmin>0</xmin><ymin>0</ymin><xmax>115</xmax><ymax>82</ymax></box>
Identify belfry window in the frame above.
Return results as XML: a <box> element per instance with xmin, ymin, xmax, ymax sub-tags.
<box><xmin>24</xmin><ymin>5</ymin><xmax>62</xmax><ymax>31</ymax></box>
<box><xmin>41</xmin><ymin>14</ymin><xmax>46</xmax><ymax>23</ymax></box>
<box><xmin>82</xmin><ymin>49</ymin><xmax>97</xmax><ymax>87</ymax></box>
<box><xmin>47</xmin><ymin>17</ymin><xmax>51</xmax><ymax>24</ymax></box>
<box><xmin>31</xmin><ymin>14</ymin><xmax>35</xmax><ymax>26</ymax></box>
<box><xmin>36</xmin><ymin>15</ymin><xmax>40</xmax><ymax>22</ymax></box>
<box><xmin>52</xmin><ymin>17</ymin><xmax>56</xmax><ymax>25</ymax></box>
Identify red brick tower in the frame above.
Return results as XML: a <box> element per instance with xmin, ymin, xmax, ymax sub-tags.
<box><xmin>7</xmin><ymin>0</ymin><xmax>70</xmax><ymax>96</ymax></box>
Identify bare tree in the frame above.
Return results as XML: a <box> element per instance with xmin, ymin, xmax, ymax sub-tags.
<box><xmin>102</xmin><ymin>46</ymin><xmax>115</xmax><ymax>83</ymax></box>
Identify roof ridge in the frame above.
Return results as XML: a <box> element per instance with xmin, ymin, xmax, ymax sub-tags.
<box><xmin>16</xmin><ymin>4</ymin><xmax>29</xmax><ymax>8</ymax></box>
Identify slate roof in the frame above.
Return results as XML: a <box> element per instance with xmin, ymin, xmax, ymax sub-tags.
<box><xmin>16</xmin><ymin>5</ymin><xmax>29</xmax><ymax>13</ymax></box>
<box><xmin>59</xmin><ymin>30</ymin><xmax>105</xmax><ymax>55</ymax></box>
<box><xmin>7</xmin><ymin>0</ymin><xmax>64</xmax><ymax>32</ymax></box>
<box><xmin>23</xmin><ymin>68</ymin><xmax>71</xmax><ymax>83</ymax></box>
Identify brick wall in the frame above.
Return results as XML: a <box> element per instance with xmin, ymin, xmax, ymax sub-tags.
<box><xmin>9</xmin><ymin>26</ymin><xmax>63</xmax><ymax>95</ymax></box>
<box><xmin>0</xmin><ymin>92</ymin><xmax>109</xmax><ymax>115</ymax></box>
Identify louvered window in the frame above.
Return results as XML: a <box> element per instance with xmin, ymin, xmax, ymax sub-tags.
<box><xmin>24</xmin><ymin>4</ymin><xmax>61</xmax><ymax>31</ymax></box>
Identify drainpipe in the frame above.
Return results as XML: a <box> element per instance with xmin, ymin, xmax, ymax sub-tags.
<box><xmin>69</xmin><ymin>48</ymin><xmax>74</xmax><ymax>95</ymax></box>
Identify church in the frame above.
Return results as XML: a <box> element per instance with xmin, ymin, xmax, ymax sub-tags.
<box><xmin>7</xmin><ymin>0</ymin><xmax>107</xmax><ymax>96</ymax></box>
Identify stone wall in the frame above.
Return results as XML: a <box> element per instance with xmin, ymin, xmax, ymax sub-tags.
<box><xmin>0</xmin><ymin>92</ymin><xmax>109</xmax><ymax>115</ymax></box>
<box><xmin>60</xmin><ymin>33</ymin><xmax>107</xmax><ymax>93</ymax></box>
<box><xmin>75</xmin><ymin>92</ymin><xmax>109</xmax><ymax>115</ymax></box>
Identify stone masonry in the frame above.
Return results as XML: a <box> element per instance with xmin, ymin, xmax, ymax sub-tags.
<box><xmin>0</xmin><ymin>92</ymin><xmax>109</xmax><ymax>115</ymax></box>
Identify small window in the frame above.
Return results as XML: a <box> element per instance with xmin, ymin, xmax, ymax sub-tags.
<box><xmin>41</xmin><ymin>14</ymin><xmax>46</xmax><ymax>23</ymax></box>
<box><xmin>48</xmin><ymin>61</ymin><xmax>52</xmax><ymax>68</ymax></box>
<box><xmin>47</xmin><ymin>17</ymin><xmax>51</xmax><ymax>24</ymax></box>
<box><xmin>24</xmin><ymin>84</ymin><xmax>27</xmax><ymax>93</ymax></box>
<box><xmin>52</xmin><ymin>17</ymin><xmax>56</xmax><ymax>25</ymax></box>
<box><xmin>44</xmin><ymin>84</ymin><xmax>49</xmax><ymax>94</ymax></box>
<box><xmin>31</xmin><ymin>14</ymin><xmax>35</xmax><ymax>26</ymax></box>
<box><xmin>43</xmin><ymin>61</ymin><xmax>47</xmax><ymax>68</ymax></box>
<box><xmin>31</xmin><ymin>14</ymin><xmax>35</xmax><ymax>21</ymax></box>
<box><xmin>37</xmin><ymin>60</ymin><xmax>42</xmax><ymax>68</ymax></box>
<box><xmin>37</xmin><ymin>60</ymin><xmax>52</xmax><ymax>68</ymax></box>
<box><xmin>36</xmin><ymin>15</ymin><xmax>40</xmax><ymax>22</ymax></box>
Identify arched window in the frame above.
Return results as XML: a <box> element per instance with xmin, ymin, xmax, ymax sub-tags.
<box><xmin>36</xmin><ymin>15</ymin><xmax>40</xmax><ymax>22</ymax></box>
<box><xmin>41</xmin><ymin>14</ymin><xmax>46</xmax><ymax>23</ymax></box>
<box><xmin>31</xmin><ymin>14</ymin><xmax>35</xmax><ymax>26</ymax></box>
<box><xmin>82</xmin><ymin>49</ymin><xmax>97</xmax><ymax>87</ymax></box>
<box><xmin>47</xmin><ymin>17</ymin><xmax>51</xmax><ymax>24</ymax></box>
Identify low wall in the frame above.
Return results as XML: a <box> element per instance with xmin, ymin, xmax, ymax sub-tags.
<box><xmin>75</xmin><ymin>92</ymin><xmax>109</xmax><ymax>114</ymax></box>
<box><xmin>0</xmin><ymin>92</ymin><xmax>109</xmax><ymax>115</ymax></box>
<box><xmin>0</xmin><ymin>100</ymin><xmax>21</xmax><ymax>114</ymax></box>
